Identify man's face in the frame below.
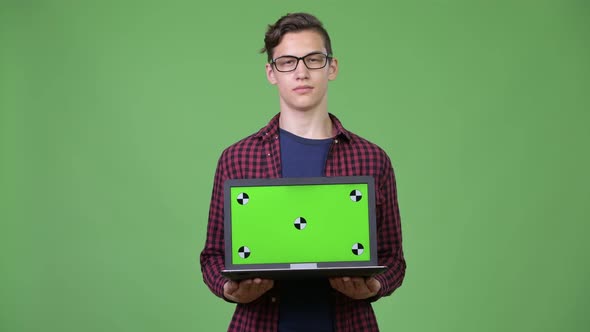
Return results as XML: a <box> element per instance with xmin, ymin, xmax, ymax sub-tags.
<box><xmin>266</xmin><ymin>30</ymin><xmax>338</xmax><ymax>113</ymax></box>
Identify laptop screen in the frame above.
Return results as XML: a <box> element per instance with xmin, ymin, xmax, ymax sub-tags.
<box><xmin>224</xmin><ymin>176</ymin><xmax>377</xmax><ymax>268</ymax></box>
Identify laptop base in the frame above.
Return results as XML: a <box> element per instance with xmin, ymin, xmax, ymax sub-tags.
<box><xmin>221</xmin><ymin>266</ymin><xmax>387</xmax><ymax>281</ymax></box>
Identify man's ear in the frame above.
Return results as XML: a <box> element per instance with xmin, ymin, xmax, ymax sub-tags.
<box><xmin>328</xmin><ymin>57</ymin><xmax>339</xmax><ymax>81</ymax></box>
<box><xmin>266</xmin><ymin>63</ymin><xmax>278</xmax><ymax>85</ymax></box>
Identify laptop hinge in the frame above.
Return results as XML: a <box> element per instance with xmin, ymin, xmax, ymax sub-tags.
<box><xmin>290</xmin><ymin>263</ymin><xmax>318</xmax><ymax>269</ymax></box>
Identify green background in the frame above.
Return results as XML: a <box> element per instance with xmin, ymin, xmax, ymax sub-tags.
<box><xmin>1</xmin><ymin>0</ymin><xmax>588</xmax><ymax>331</ymax></box>
<box><xmin>230</xmin><ymin>184</ymin><xmax>370</xmax><ymax>264</ymax></box>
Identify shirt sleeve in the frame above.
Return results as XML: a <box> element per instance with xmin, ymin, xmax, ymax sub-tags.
<box><xmin>370</xmin><ymin>153</ymin><xmax>406</xmax><ymax>301</ymax></box>
<box><xmin>200</xmin><ymin>151</ymin><xmax>230</xmax><ymax>299</ymax></box>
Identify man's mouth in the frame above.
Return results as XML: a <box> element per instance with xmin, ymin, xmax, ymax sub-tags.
<box><xmin>293</xmin><ymin>85</ymin><xmax>314</xmax><ymax>93</ymax></box>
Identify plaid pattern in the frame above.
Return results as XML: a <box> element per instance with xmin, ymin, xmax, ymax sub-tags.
<box><xmin>200</xmin><ymin>113</ymin><xmax>406</xmax><ymax>332</ymax></box>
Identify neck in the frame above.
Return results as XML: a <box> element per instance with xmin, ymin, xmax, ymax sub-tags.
<box><xmin>279</xmin><ymin>110</ymin><xmax>333</xmax><ymax>139</ymax></box>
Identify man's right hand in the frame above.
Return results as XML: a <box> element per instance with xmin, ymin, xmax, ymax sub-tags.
<box><xmin>223</xmin><ymin>278</ymin><xmax>274</xmax><ymax>304</ymax></box>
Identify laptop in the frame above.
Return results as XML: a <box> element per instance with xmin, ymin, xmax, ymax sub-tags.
<box><xmin>221</xmin><ymin>176</ymin><xmax>387</xmax><ymax>280</ymax></box>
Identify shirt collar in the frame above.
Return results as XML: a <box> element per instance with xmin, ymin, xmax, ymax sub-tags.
<box><xmin>255</xmin><ymin>113</ymin><xmax>353</xmax><ymax>142</ymax></box>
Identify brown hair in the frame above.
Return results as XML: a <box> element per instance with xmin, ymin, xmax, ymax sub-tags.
<box><xmin>261</xmin><ymin>12</ymin><xmax>333</xmax><ymax>62</ymax></box>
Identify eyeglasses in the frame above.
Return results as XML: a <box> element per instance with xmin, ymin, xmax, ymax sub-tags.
<box><xmin>271</xmin><ymin>52</ymin><xmax>332</xmax><ymax>72</ymax></box>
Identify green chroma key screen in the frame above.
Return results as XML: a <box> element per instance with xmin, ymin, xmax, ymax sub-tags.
<box><xmin>230</xmin><ymin>183</ymin><xmax>371</xmax><ymax>265</ymax></box>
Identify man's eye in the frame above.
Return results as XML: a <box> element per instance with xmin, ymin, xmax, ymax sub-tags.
<box><xmin>307</xmin><ymin>55</ymin><xmax>324</xmax><ymax>63</ymax></box>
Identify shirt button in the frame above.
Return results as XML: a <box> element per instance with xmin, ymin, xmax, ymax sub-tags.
<box><xmin>334</xmin><ymin>139</ymin><xmax>339</xmax><ymax>143</ymax></box>
<box><xmin>267</xmin><ymin>153</ymin><xmax>271</xmax><ymax>156</ymax></box>
<box><xmin>271</xmin><ymin>297</ymin><xmax>276</xmax><ymax>303</ymax></box>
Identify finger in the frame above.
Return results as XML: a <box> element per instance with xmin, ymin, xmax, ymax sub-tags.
<box><xmin>341</xmin><ymin>277</ymin><xmax>357</xmax><ymax>293</ymax></box>
<box><xmin>241</xmin><ymin>278</ymin><xmax>271</xmax><ymax>296</ymax></box>
<box><xmin>223</xmin><ymin>281</ymin><xmax>241</xmax><ymax>302</ymax></box>
<box><xmin>239</xmin><ymin>279</ymin><xmax>256</xmax><ymax>293</ymax></box>
<box><xmin>328</xmin><ymin>278</ymin><xmax>339</xmax><ymax>289</ymax></box>
<box><xmin>260</xmin><ymin>279</ymin><xmax>274</xmax><ymax>291</ymax></box>
<box><xmin>256</xmin><ymin>278</ymin><xmax>273</xmax><ymax>289</ymax></box>
<box><xmin>253</xmin><ymin>278</ymin><xmax>272</xmax><ymax>291</ymax></box>
<box><xmin>225</xmin><ymin>281</ymin><xmax>239</xmax><ymax>295</ymax></box>
<box><xmin>366</xmin><ymin>277</ymin><xmax>381</xmax><ymax>294</ymax></box>
<box><xmin>329</xmin><ymin>277</ymin><xmax>346</xmax><ymax>291</ymax></box>
<box><xmin>249</xmin><ymin>279</ymin><xmax>266</xmax><ymax>294</ymax></box>
<box><xmin>351</xmin><ymin>277</ymin><xmax>367</xmax><ymax>292</ymax></box>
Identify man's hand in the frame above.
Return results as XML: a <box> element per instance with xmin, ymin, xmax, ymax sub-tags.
<box><xmin>223</xmin><ymin>278</ymin><xmax>274</xmax><ymax>304</ymax></box>
<box><xmin>329</xmin><ymin>277</ymin><xmax>381</xmax><ymax>300</ymax></box>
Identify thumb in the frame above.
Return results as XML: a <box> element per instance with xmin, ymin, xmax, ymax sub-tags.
<box><xmin>224</xmin><ymin>280</ymin><xmax>239</xmax><ymax>295</ymax></box>
<box><xmin>366</xmin><ymin>277</ymin><xmax>381</xmax><ymax>294</ymax></box>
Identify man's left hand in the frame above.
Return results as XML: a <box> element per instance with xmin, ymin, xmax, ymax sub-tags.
<box><xmin>329</xmin><ymin>277</ymin><xmax>381</xmax><ymax>300</ymax></box>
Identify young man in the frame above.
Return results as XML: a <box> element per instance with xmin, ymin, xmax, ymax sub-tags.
<box><xmin>200</xmin><ymin>13</ymin><xmax>406</xmax><ymax>331</ymax></box>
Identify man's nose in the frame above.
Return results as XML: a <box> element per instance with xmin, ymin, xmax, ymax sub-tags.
<box><xmin>294</xmin><ymin>59</ymin><xmax>310</xmax><ymax>78</ymax></box>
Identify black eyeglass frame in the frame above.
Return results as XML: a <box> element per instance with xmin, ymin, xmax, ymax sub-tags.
<box><xmin>270</xmin><ymin>52</ymin><xmax>333</xmax><ymax>73</ymax></box>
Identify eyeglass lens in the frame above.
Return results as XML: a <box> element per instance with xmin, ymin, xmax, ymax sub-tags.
<box><xmin>274</xmin><ymin>53</ymin><xmax>328</xmax><ymax>72</ymax></box>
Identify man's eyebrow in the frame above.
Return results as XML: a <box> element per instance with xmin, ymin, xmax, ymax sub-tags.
<box><xmin>274</xmin><ymin>51</ymin><xmax>326</xmax><ymax>58</ymax></box>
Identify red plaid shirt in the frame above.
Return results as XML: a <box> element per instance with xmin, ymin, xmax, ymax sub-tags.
<box><xmin>200</xmin><ymin>113</ymin><xmax>406</xmax><ymax>331</ymax></box>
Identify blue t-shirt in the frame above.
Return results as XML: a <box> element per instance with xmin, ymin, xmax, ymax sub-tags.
<box><xmin>279</xmin><ymin>128</ymin><xmax>333</xmax><ymax>178</ymax></box>
<box><xmin>278</xmin><ymin>128</ymin><xmax>334</xmax><ymax>332</ymax></box>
